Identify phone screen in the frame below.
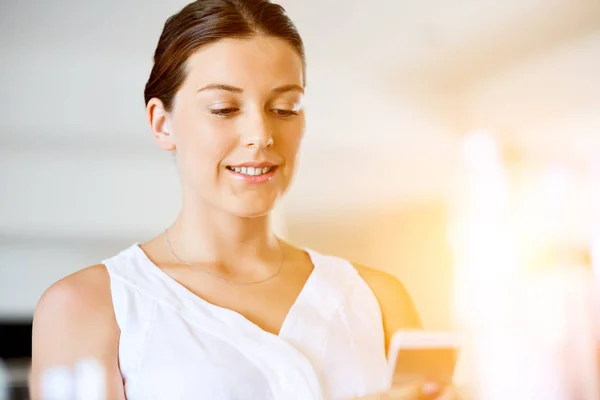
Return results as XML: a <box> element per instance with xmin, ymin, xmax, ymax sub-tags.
<box><xmin>391</xmin><ymin>347</ymin><xmax>458</xmax><ymax>387</ymax></box>
<box><xmin>388</xmin><ymin>331</ymin><xmax>460</xmax><ymax>390</ymax></box>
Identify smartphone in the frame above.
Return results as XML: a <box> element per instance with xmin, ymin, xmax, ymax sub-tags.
<box><xmin>387</xmin><ymin>330</ymin><xmax>461</xmax><ymax>391</ymax></box>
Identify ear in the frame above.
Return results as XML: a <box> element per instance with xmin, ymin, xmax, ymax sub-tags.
<box><xmin>146</xmin><ymin>98</ymin><xmax>176</xmax><ymax>151</ymax></box>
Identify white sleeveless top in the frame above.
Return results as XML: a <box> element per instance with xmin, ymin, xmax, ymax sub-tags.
<box><xmin>103</xmin><ymin>244</ymin><xmax>389</xmax><ymax>400</ymax></box>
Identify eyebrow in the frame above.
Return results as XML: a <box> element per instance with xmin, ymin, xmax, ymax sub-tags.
<box><xmin>197</xmin><ymin>83</ymin><xmax>304</xmax><ymax>94</ymax></box>
<box><xmin>272</xmin><ymin>84</ymin><xmax>304</xmax><ymax>94</ymax></box>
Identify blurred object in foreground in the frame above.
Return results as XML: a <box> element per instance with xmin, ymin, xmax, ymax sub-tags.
<box><xmin>73</xmin><ymin>359</ymin><xmax>105</xmax><ymax>400</ymax></box>
<box><xmin>40</xmin><ymin>365</ymin><xmax>74</xmax><ymax>400</ymax></box>
<box><xmin>40</xmin><ymin>358</ymin><xmax>105</xmax><ymax>400</ymax></box>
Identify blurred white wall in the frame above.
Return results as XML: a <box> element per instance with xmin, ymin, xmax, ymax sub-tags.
<box><xmin>1</xmin><ymin>0</ymin><xmax>599</xmax><ymax>330</ymax></box>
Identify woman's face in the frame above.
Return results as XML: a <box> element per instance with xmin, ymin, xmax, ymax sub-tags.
<box><xmin>149</xmin><ymin>35</ymin><xmax>305</xmax><ymax>218</ymax></box>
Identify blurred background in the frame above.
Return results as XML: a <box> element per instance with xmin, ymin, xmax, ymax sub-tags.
<box><xmin>1</xmin><ymin>0</ymin><xmax>599</xmax><ymax>397</ymax></box>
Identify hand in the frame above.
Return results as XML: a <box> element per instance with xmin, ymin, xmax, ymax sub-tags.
<box><xmin>351</xmin><ymin>381</ymin><xmax>458</xmax><ymax>400</ymax></box>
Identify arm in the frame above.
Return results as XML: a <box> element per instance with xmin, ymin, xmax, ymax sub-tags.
<box><xmin>352</xmin><ymin>265</ymin><xmax>459</xmax><ymax>400</ymax></box>
<box><xmin>30</xmin><ymin>265</ymin><xmax>126</xmax><ymax>400</ymax></box>
<box><xmin>353</xmin><ymin>264</ymin><xmax>422</xmax><ymax>354</ymax></box>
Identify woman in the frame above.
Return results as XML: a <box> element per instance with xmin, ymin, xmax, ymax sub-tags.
<box><xmin>31</xmin><ymin>1</ymin><xmax>454</xmax><ymax>399</ymax></box>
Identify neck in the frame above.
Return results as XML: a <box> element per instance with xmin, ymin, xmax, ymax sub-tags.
<box><xmin>166</xmin><ymin>197</ymin><xmax>280</xmax><ymax>270</ymax></box>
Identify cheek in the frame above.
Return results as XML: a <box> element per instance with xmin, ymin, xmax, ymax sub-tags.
<box><xmin>175</xmin><ymin>118</ymin><xmax>237</xmax><ymax>176</ymax></box>
<box><xmin>278</xmin><ymin>125</ymin><xmax>304</xmax><ymax>172</ymax></box>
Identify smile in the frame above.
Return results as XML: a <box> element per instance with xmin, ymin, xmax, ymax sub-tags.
<box><xmin>226</xmin><ymin>165</ymin><xmax>278</xmax><ymax>183</ymax></box>
<box><xmin>226</xmin><ymin>166</ymin><xmax>274</xmax><ymax>176</ymax></box>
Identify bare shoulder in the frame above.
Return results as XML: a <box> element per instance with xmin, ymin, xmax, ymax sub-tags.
<box><xmin>31</xmin><ymin>264</ymin><xmax>122</xmax><ymax>397</ymax></box>
<box><xmin>352</xmin><ymin>263</ymin><xmax>422</xmax><ymax>350</ymax></box>
<box><xmin>34</xmin><ymin>264</ymin><xmax>114</xmax><ymax>324</ymax></box>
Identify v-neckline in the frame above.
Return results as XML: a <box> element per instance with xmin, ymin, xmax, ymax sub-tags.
<box><xmin>131</xmin><ymin>243</ymin><xmax>320</xmax><ymax>339</ymax></box>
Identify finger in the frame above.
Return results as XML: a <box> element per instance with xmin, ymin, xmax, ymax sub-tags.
<box><xmin>386</xmin><ymin>384</ymin><xmax>423</xmax><ymax>399</ymax></box>
<box><xmin>435</xmin><ymin>386</ymin><xmax>457</xmax><ymax>400</ymax></box>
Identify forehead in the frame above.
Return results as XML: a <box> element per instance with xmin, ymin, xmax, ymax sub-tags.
<box><xmin>182</xmin><ymin>36</ymin><xmax>304</xmax><ymax>91</ymax></box>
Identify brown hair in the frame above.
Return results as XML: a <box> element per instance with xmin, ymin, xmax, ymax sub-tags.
<box><xmin>144</xmin><ymin>0</ymin><xmax>305</xmax><ymax>112</ymax></box>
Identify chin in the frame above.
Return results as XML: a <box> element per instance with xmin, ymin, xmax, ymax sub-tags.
<box><xmin>228</xmin><ymin>200</ymin><xmax>276</xmax><ymax>219</ymax></box>
<box><xmin>233</xmin><ymin>208</ymin><xmax>273</xmax><ymax>219</ymax></box>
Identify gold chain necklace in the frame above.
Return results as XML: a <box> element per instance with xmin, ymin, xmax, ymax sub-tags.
<box><xmin>163</xmin><ymin>229</ymin><xmax>284</xmax><ymax>285</ymax></box>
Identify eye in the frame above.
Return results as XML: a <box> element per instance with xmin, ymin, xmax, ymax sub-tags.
<box><xmin>209</xmin><ymin>108</ymin><xmax>239</xmax><ymax>117</ymax></box>
<box><xmin>271</xmin><ymin>109</ymin><xmax>299</xmax><ymax>118</ymax></box>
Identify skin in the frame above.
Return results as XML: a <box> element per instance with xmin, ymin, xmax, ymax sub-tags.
<box><xmin>30</xmin><ymin>35</ymin><xmax>446</xmax><ymax>399</ymax></box>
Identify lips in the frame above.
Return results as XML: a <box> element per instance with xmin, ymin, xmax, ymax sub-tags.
<box><xmin>225</xmin><ymin>164</ymin><xmax>279</xmax><ymax>183</ymax></box>
<box><xmin>226</xmin><ymin>165</ymin><xmax>274</xmax><ymax>176</ymax></box>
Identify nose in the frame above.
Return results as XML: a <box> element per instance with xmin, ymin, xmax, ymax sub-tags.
<box><xmin>241</xmin><ymin>113</ymin><xmax>273</xmax><ymax>149</ymax></box>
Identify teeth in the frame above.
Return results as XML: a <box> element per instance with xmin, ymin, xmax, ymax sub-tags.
<box><xmin>231</xmin><ymin>166</ymin><xmax>272</xmax><ymax>176</ymax></box>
